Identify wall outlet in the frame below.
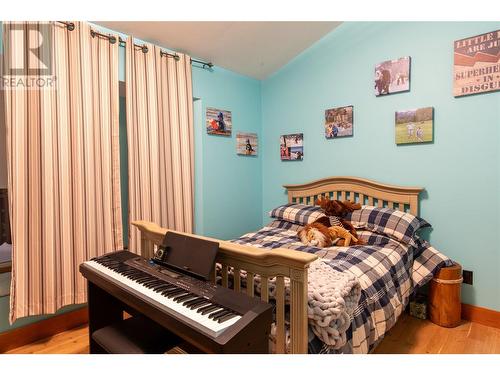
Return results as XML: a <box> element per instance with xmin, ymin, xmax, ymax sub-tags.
<box><xmin>463</xmin><ymin>270</ymin><xmax>473</xmax><ymax>285</ymax></box>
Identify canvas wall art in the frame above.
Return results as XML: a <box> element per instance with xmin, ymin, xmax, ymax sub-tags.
<box><xmin>453</xmin><ymin>29</ymin><xmax>500</xmax><ymax>97</ymax></box>
<box><xmin>395</xmin><ymin>107</ymin><xmax>434</xmax><ymax>145</ymax></box>
<box><xmin>280</xmin><ymin>133</ymin><xmax>303</xmax><ymax>161</ymax></box>
<box><xmin>374</xmin><ymin>56</ymin><xmax>411</xmax><ymax>96</ymax></box>
<box><xmin>206</xmin><ymin>107</ymin><xmax>232</xmax><ymax>136</ymax></box>
<box><xmin>325</xmin><ymin>105</ymin><xmax>353</xmax><ymax>138</ymax></box>
<box><xmin>236</xmin><ymin>132</ymin><xmax>258</xmax><ymax>156</ymax></box>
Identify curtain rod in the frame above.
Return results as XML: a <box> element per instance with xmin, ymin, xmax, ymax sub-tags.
<box><xmin>55</xmin><ymin>21</ymin><xmax>214</xmax><ymax>69</ymax></box>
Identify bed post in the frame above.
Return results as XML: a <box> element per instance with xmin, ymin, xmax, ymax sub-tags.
<box><xmin>290</xmin><ymin>268</ymin><xmax>309</xmax><ymax>354</ymax></box>
<box><xmin>140</xmin><ymin>235</ymin><xmax>155</xmax><ymax>260</ymax></box>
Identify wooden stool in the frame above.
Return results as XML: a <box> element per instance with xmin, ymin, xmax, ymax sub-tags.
<box><xmin>428</xmin><ymin>263</ymin><xmax>462</xmax><ymax>327</ymax></box>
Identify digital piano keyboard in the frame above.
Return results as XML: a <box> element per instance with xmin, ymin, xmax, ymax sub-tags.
<box><xmin>80</xmin><ymin>250</ymin><xmax>273</xmax><ymax>353</ymax></box>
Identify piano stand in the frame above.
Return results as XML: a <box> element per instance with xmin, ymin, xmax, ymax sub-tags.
<box><xmin>88</xmin><ymin>281</ymin><xmax>183</xmax><ymax>354</ymax></box>
<box><xmin>88</xmin><ymin>281</ymin><xmax>125</xmax><ymax>353</ymax></box>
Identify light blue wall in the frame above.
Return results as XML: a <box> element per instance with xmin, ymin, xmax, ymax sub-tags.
<box><xmin>192</xmin><ymin>67</ymin><xmax>263</xmax><ymax>239</ymax></box>
<box><xmin>261</xmin><ymin>22</ymin><xmax>500</xmax><ymax>311</ymax></box>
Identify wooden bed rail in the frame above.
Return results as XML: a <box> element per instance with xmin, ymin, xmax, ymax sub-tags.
<box><xmin>131</xmin><ymin>220</ymin><xmax>318</xmax><ymax>354</ymax></box>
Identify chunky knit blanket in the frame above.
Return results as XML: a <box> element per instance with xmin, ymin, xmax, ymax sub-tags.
<box><xmin>217</xmin><ymin>259</ymin><xmax>361</xmax><ymax>350</ymax></box>
<box><xmin>305</xmin><ymin>260</ymin><xmax>361</xmax><ymax>348</ymax></box>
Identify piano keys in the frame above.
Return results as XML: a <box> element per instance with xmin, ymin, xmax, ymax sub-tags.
<box><xmin>80</xmin><ymin>250</ymin><xmax>273</xmax><ymax>353</ymax></box>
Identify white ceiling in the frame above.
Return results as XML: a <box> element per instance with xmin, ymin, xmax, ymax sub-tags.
<box><xmin>95</xmin><ymin>22</ymin><xmax>341</xmax><ymax>80</ymax></box>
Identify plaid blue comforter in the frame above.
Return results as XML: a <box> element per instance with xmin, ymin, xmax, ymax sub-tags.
<box><xmin>232</xmin><ymin>220</ymin><xmax>453</xmax><ymax>353</ymax></box>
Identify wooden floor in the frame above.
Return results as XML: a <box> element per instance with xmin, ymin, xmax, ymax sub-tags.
<box><xmin>4</xmin><ymin>314</ymin><xmax>500</xmax><ymax>354</ymax></box>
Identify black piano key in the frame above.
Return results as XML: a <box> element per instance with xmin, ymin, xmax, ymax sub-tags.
<box><xmin>187</xmin><ymin>301</ymin><xmax>207</xmax><ymax>310</ymax></box>
<box><xmin>128</xmin><ymin>274</ymin><xmax>146</xmax><ymax>280</ymax></box>
<box><xmin>183</xmin><ymin>297</ymin><xmax>205</xmax><ymax>307</ymax></box>
<box><xmin>218</xmin><ymin>313</ymin><xmax>238</xmax><ymax>323</ymax></box>
<box><xmin>143</xmin><ymin>280</ymin><xmax>162</xmax><ymax>288</ymax></box>
<box><xmin>209</xmin><ymin>309</ymin><xmax>230</xmax><ymax>320</ymax></box>
<box><xmin>161</xmin><ymin>287</ymin><xmax>182</xmax><ymax>296</ymax></box>
<box><xmin>154</xmin><ymin>285</ymin><xmax>176</xmax><ymax>293</ymax></box>
<box><xmin>124</xmin><ymin>273</ymin><xmax>140</xmax><ymax>279</ymax></box>
<box><xmin>138</xmin><ymin>276</ymin><xmax>156</xmax><ymax>282</ymax></box>
<box><xmin>173</xmin><ymin>293</ymin><xmax>196</xmax><ymax>303</ymax></box>
<box><xmin>197</xmin><ymin>304</ymin><xmax>216</xmax><ymax>313</ymax></box>
<box><xmin>171</xmin><ymin>293</ymin><xmax>190</xmax><ymax>302</ymax></box>
<box><xmin>147</xmin><ymin>281</ymin><xmax>166</xmax><ymax>289</ymax></box>
<box><xmin>180</xmin><ymin>296</ymin><xmax>200</xmax><ymax>305</ymax></box>
<box><xmin>200</xmin><ymin>305</ymin><xmax>220</xmax><ymax>315</ymax></box>
<box><xmin>120</xmin><ymin>270</ymin><xmax>136</xmax><ymax>275</ymax></box>
<box><xmin>164</xmin><ymin>289</ymin><xmax>185</xmax><ymax>297</ymax></box>
<box><xmin>135</xmin><ymin>276</ymin><xmax>153</xmax><ymax>283</ymax></box>
<box><xmin>213</xmin><ymin>311</ymin><xmax>233</xmax><ymax>322</ymax></box>
<box><xmin>191</xmin><ymin>300</ymin><xmax>212</xmax><ymax>310</ymax></box>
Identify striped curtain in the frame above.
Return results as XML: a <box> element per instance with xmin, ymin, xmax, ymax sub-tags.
<box><xmin>3</xmin><ymin>22</ymin><xmax>123</xmax><ymax>322</ymax></box>
<box><xmin>125</xmin><ymin>37</ymin><xmax>194</xmax><ymax>253</ymax></box>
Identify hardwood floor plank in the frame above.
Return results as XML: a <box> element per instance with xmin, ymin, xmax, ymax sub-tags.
<box><xmin>6</xmin><ymin>314</ymin><xmax>500</xmax><ymax>354</ymax></box>
<box><xmin>6</xmin><ymin>325</ymin><xmax>89</xmax><ymax>354</ymax></box>
<box><xmin>374</xmin><ymin>315</ymin><xmax>500</xmax><ymax>354</ymax></box>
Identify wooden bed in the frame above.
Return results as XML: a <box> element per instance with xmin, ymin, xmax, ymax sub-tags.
<box><xmin>132</xmin><ymin>176</ymin><xmax>424</xmax><ymax>354</ymax></box>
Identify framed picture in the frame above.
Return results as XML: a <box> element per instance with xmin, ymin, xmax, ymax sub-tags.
<box><xmin>374</xmin><ymin>56</ymin><xmax>411</xmax><ymax>96</ymax></box>
<box><xmin>280</xmin><ymin>133</ymin><xmax>303</xmax><ymax>161</ymax></box>
<box><xmin>325</xmin><ymin>105</ymin><xmax>353</xmax><ymax>138</ymax></box>
<box><xmin>395</xmin><ymin>107</ymin><xmax>434</xmax><ymax>145</ymax></box>
<box><xmin>236</xmin><ymin>132</ymin><xmax>258</xmax><ymax>156</ymax></box>
<box><xmin>206</xmin><ymin>107</ymin><xmax>232</xmax><ymax>136</ymax></box>
<box><xmin>453</xmin><ymin>30</ymin><xmax>500</xmax><ymax>97</ymax></box>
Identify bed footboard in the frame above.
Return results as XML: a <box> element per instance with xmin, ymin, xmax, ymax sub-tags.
<box><xmin>131</xmin><ymin>220</ymin><xmax>317</xmax><ymax>354</ymax></box>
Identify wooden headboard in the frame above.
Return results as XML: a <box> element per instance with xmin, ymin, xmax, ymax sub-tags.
<box><xmin>0</xmin><ymin>189</ymin><xmax>11</xmax><ymax>244</ymax></box>
<box><xmin>284</xmin><ymin>176</ymin><xmax>423</xmax><ymax>216</ymax></box>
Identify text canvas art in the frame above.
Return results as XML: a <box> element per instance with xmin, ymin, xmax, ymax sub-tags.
<box><xmin>453</xmin><ymin>29</ymin><xmax>500</xmax><ymax>97</ymax></box>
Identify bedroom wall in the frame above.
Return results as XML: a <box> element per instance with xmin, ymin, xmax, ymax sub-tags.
<box><xmin>261</xmin><ymin>22</ymin><xmax>500</xmax><ymax>311</ymax></box>
<box><xmin>191</xmin><ymin>67</ymin><xmax>262</xmax><ymax>239</ymax></box>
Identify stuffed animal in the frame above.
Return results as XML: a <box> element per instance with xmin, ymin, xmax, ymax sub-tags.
<box><xmin>297</xmin><ymin>221</ymin><xmax>334</xmax><ymax>248</ymax></box>
<box><xmin>315</xmin><ymin>196</ymin><xmax>361</xmax><ymax>217</ymax></box>
<box><xmin>314</xmin><ymin>196</ymin><xmax>364</xmax><ymax>246</ymax></box>
<box><xmin>297</xmin><ymin>221</ymin><xmax>361</xmax><ymax>248</ymax></box>
<box><xmin>328</xmin><ymin>226</ymin><xmax>360</xmax><ymax>246</ymax></box>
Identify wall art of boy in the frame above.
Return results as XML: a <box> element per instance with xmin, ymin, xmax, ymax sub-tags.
<box><xmin>217</xmin><ymin>112</ymin><xmax>226</xmax><ymax>132</ymax></box>
<box><xmin>245</xmin><ymin>139</ymin><xmax>255</xmax><ymax>155</ymax></box>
